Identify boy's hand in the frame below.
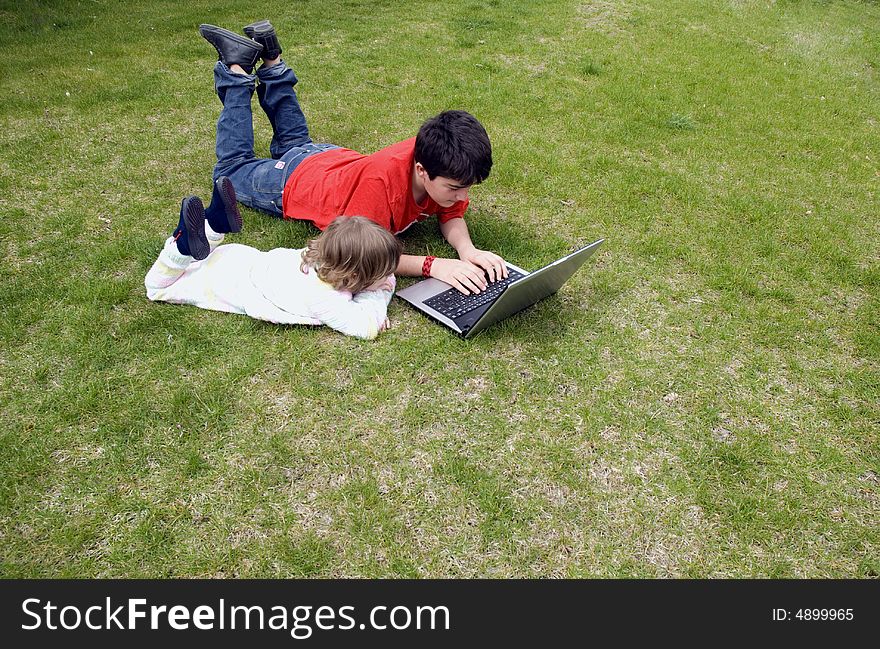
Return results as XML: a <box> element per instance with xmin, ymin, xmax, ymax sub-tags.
<box><xmin>460</xmin><ymin>248</ymin><xmax>509</xmax><ymax>283</ymax></box>
<box><xmin>430</xmin><ymin>258</ymin><xmax>488</xmax><ymax>295</ymax></box>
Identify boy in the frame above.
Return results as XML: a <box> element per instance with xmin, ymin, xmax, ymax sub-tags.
<box><xmin>199</xmin><ymin>20</ymin><xmax>508</xmax><ymax>295</ymax></box>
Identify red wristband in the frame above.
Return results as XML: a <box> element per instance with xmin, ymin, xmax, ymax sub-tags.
<box><xmin>422</xmin><ymin>255</ymin><xmax>436</xmax><ymax>278</ymax></box>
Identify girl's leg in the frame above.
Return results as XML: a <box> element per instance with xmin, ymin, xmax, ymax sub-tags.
<box><xmin>146</xmin><ymin>244</ymin><xmax>258</xmax><ymax>316</ymax></box>
<box><xmin>204</xmin><ymin>176</ymin><xmax>243</xmax><ymax>236</ymax></box>
<box><xmin>145</xmin><ymin>238</ymin><xmax>195</xmax><ymax>300</ymax></box>
<box><xmin>145</xmin><ymin>196</ymin><xmax>209</xmax><ymax>299</ymax></box>
<box><xmin>206</xmin><ymin>221</ymin><xmax>225</xmax><ymax>252</ymax></box>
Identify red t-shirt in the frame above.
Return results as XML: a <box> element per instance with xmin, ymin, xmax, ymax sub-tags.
<box><xmin>281</xmin><ymin>137</ymin><xmax>468</xmax><ymax>233</ymax></box>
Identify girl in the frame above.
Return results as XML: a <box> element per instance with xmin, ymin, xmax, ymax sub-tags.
<box><xmin>145</xmin><ymin>186</ymin><xmax>401</xmax><ymax>340</ymax></box>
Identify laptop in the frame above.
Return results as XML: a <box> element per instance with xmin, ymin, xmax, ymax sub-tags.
<box><xmin>396</xmin><ymin>238</ymin><xmax>604</xmax><ymax>338</ymax></box>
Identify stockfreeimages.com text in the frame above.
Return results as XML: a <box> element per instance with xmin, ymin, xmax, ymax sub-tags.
<box><xmin>22</xmin><ymin>598</ymin><xmax>450</xmax><ymax>639</ymax></box>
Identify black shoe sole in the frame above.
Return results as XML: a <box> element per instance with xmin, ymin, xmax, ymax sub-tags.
<box><xmin>243</xmin><ymin>20</ymin><xmax>282</xmax><ymax>60</ymax></box>
<box><xmin>215</xmin><ymin>176</ymin><xmax>242</xmax><ymax>233</ymax></box>
<box><xmin>243</xmin><ymin>20</ymin><xmax>272</xmax><ymax>37</ymax></box>
<box><xmin>182</xmin><ymin>196</ymin><xmax>210</xmax><ymax>261</ymax></box>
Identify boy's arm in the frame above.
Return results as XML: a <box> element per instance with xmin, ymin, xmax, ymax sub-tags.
<box><xmin>395</xmin><ymin>218</ymin><xmax>508</xmax><ymax>294</ymax></box>
<box><xmin>396</xmin><ymin>253</ymin><xmax>487</xmax><ymax>295</ymax></box>
<box><xmin>443</xmin><ymin>217</ymin><xmax>510</xmax><ymax>293</ymax></box>
<box><xmin>440</xmin><ymin>217</ymin><xmax>507</xmax><ymax>280</ymax></box>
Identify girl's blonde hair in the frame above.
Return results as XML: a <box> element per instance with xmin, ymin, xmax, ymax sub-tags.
<box><xmin>300</xmin><ymin>216</ymin><xmax>402</xmax><ymax>294</ymax></box>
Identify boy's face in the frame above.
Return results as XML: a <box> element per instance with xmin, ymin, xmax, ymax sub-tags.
<box><xmin>421</xmin><ymin>171</ymin><xmax>471</xmax><ymax>207</ymax></box>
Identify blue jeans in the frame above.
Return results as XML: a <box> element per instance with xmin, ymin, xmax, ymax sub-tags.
<box><xmin>212</xmin><ymin>61</ymin><xmax>338</xmax><ymax>216</ymax></box>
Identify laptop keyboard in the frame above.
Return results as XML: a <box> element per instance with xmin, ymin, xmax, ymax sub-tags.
<box><xmin>424</xmin><ymin>269</ymin><xmax>525</xmax><ymax>320</ymax></box>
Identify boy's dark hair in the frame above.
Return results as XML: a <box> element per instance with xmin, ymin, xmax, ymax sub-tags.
<box><xmin>415</xmin><ymin>110</ymin><xmax>492</xmax><ymax>186</ymax></box>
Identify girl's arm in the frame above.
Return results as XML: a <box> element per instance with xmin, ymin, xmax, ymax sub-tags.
<box><xmin>310</xmin><ymin>279</ymin><xmax>395</xmax><ymax>340</ymax></box>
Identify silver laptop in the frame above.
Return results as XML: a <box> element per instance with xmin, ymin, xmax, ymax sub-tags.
<box><xmin>396</xmin><ymin>238</ymin><xmax>604</xmax><ymax>338</ymax></box>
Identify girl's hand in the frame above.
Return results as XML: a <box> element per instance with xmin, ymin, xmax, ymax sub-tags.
<box><xmin>366</xmin><ymin>275</ymin><xmax>396</xmax><ymax>292</ymax></box>
<box><xmin>379</xmin><ymin>317</ymin><xmax>391</xmax><ymax>332</ymax></box>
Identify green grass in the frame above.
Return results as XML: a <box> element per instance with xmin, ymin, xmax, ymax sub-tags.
<box><xmin>1</xmin><ymin>0</ymin><xmax>878</xmax><ymax>577</ymax></box>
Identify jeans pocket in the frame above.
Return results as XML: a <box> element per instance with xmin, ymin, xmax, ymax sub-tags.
<box><xmin>251</xmin><ymin>159</ymin><xmax>286</xmax><ymax>195</ymax></box>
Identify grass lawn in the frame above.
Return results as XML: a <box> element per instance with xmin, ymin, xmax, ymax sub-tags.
<box><xmin>0</xmin><ymin>0</ymin><xmax>877</xmax><ymax>578</ymax></box>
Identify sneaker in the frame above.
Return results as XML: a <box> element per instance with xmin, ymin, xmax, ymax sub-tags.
<box><xmin>243</xmin><ymin>19</ymin><xmax>283</xmax><ymax>61</ymax></box>
<box><xmin>205</xmin><ymin>176</ymin><xmax>242</xmax><ymax>234</ymax></box>
<box><xmin>199</xmin><ymin>24</ymin><xmax>263</xmax><ymax>74</ymax></box>
<box><xmin>173</xmin><ymin>196</ymin><xmax>210</xmax><ymax>260</ymax></box>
